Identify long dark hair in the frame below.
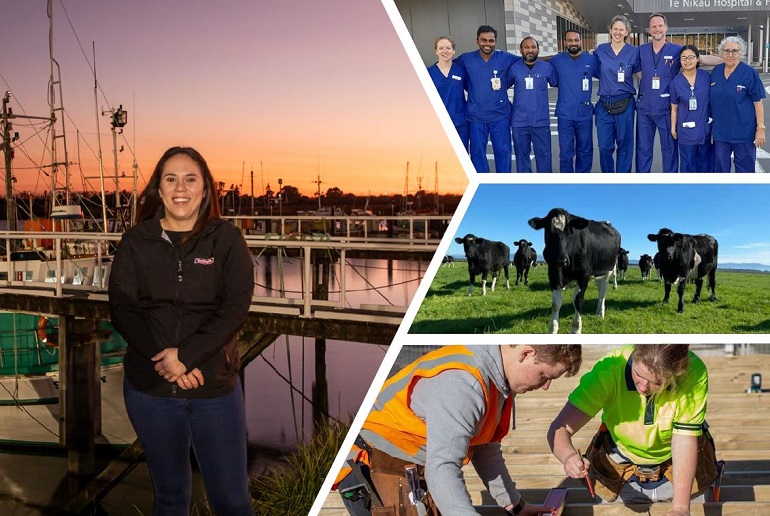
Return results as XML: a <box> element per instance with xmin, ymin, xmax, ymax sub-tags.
<box><xmin>136</xmin><ymin>146</ymin><xmax>221</xmax><ymax>242</ymax></box>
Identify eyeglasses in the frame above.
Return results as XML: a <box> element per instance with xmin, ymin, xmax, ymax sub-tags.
<box><xmin>722</xmin><ymin>49</ymin><xmax>741</xmax><ymax>55</ymax></box>
<box><xmin>680</xmin><ymin>55</ymin><xmax>697</xmax><ymax>61</ymax></box>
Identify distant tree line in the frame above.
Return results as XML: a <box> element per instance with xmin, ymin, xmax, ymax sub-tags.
<box><xmin>1</xmin><ymin>187</ymin><xmax>463</xmax><ymax>220</ymax></box>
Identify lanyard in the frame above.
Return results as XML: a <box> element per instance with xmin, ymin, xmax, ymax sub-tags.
<box><xmin>651</xmin><ymin>43</ymin><xmax>664</xmax><ymax>75</ymax></box>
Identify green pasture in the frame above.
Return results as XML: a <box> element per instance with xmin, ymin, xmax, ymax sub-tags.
<box><xmin>410</xmin><ymin>262</ymin><xmax>770</xmax><ymax>334</ymax></box>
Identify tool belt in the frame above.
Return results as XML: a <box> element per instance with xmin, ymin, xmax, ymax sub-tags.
<box><xmin>366</xmin><ymin>444</ymin><xmax>440</xmax><ymax>516</ymax></box>
<box><xmin>585</xmin><ymin>423</ymin><xmax>719</xmax><ymax>502</ymax></box>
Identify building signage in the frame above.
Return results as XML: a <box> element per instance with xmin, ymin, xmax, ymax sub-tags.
<box><xmin>639</xmin><ymin>0</ymin><xmax>770</xmax><ymax>11</ymax></box>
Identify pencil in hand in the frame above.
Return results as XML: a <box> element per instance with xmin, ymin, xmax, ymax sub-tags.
<box><xmin>577</xmin><ymin>448</ymin><xmax>595</xmax><ymax>499</ymax></box>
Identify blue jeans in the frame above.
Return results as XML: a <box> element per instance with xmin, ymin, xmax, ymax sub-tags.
<box><xmin>124</xmin><ymin>378</ymin><xmax>253</xmax><ymax>516</ymax></box>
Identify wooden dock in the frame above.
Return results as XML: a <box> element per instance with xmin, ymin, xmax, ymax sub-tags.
<box><xmin>318</xmin><ymin>346</ymin><xmax>770</xmax><ymax>515</ymax></box>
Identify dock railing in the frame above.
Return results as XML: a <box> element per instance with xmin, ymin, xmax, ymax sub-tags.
<box><xmin>0</xmin><ymin>222</ymin><xmax>441</xmax><ymax>323</ymax></box>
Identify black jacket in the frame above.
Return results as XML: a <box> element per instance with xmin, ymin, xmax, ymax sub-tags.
<box><xmin>109</xmin><ymin>217</ymin><xmax>254</xmax><ymax>398</ymax></box>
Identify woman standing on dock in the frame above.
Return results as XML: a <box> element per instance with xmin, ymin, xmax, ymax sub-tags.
<box><xmin>109</xmin><ymin>146</ymin><xmax>255</xmax><ymax>515</ymax></box>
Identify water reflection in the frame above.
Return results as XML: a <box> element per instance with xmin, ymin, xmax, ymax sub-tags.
<box><xmin>243</xmin><ymin>258</ymin><xmax>428</xmax><ymax>449</ymax></box>
<box><xmin>252</xmin><ymin>255</ymin><xmax>427</xmax><ymax>308</ymax></box>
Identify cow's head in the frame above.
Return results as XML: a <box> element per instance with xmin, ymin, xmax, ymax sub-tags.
<box><xmin>513</xmin><ymin>239</ymin><xmax>533</xmax><ymax>251</ymax></box>
<box><xmin>619</xmin><ymin>248</ymin><xmax>629</xmax><ymax>256</ymax></box>
<box><xmin>528</xmin><ymin>208</ymin><xmax>589</xmax><ymax>267</ymax></box>
<box><xmin>455</xmin><ymin>234</ymin><xmax>481</xmax><ymax>259</ymax></box>
<box><xmin>647</xmin><ymin>228</ymin><xmax>683</xmax><ymax>262</ymax></box>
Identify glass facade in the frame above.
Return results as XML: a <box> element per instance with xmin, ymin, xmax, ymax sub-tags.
<box><xmin>668</xmin><ymin>30</ymin><xmax>739</xmax><ymax>56</ymax></box>
<box><xmin>556</xmin><ymin>15</ymin><xmax>596</xmax><ymax>51</ymax></box>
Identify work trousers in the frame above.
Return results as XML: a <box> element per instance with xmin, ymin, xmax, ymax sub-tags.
<box><xmin>595</xmin><ymin>97</ymin><xmax>635</xmax><ymax>173</ymax></box>
<box><xmin>512</xmin><ymin>126</ymin><xmax>552</xmax><ymax>172</ymax></box>
<box><xmin>469</xmin><ymin>120</ymin><xmax>512</xmax><ymax>173</ymax></box>
<box><xmin>714</xmin><ymin>141</ymin><xmax>757</xmax><ymax>172</ymax></box>
<box><xmin>679</xmin><ymin>141</ymin><xmax>715</xmax><ymax>172</ymax></box>
<box><xmin>124</xmin><ymin>378</ymin><xmax>254</xmax><ymax>516</ymax></box>
<box><xmin>636</xmin><ymin>111</ymin><xmax>678</xmax><ymax>173</ymax></box>
<box><xmin>557</xmin><ymin>118</ymin><xmax>594</xmax><ymax>172</ymax></box>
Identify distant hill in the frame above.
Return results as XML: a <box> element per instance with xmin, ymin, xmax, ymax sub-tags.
<box><xmin>445</xmin><ymin>256</ymin><xmax>770</xmax><ymax>273</ymax></box>
<box><xmin>623</xmin><ymin>260</ymin><xmax>769</xmax><ymax>272</ymax></box>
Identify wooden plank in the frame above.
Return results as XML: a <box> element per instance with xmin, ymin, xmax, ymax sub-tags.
<box><xmin>63</xmin><ymin>440</ymin><xmax>144</xmax><ymax>514</ymax></box>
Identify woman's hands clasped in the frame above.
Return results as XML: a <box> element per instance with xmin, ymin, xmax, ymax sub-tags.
<box><xmin>152</xmin><ymin>347</ymin><xmax>205</xmax><ymax>390</ymax></box>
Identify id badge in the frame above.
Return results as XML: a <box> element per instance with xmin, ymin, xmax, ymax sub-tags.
<box><xmin>617</xmin><ymin>70</ymin><xmax>625</xmax><ymax>82</ymax></box>
<box><xmin>525</xmin><ymin>76</ymin><xmax>534</xmax><ymax>90</ymax></box>
<box><xmin>689</xmin><ymin>97</ymin><xmax>698</xmax><ymax>111</ymax></box>
<box><xmin>582</xmin><ymin>77</ymin><xmax>589</xmax><ymax>91</ymax></box>
<box><xmin>652</xmin><ymin>76</ymin><xmax>660</xmax><ymax>90</ymax></box>
<box><xmin>491</xmin><ymin>77</ymin><xmax>501</xmax><ymax>90</ymax></box>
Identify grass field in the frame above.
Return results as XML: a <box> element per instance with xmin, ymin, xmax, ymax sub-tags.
<box><xmin>409</xmin><ymin>262</ymin><xmax>770</xmax><ymax>334</ymax></box>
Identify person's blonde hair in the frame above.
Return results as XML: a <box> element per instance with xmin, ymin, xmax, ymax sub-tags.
<box><xmin>632</xmin><ymin>345</ymin><xmax>689</xmax><ymax>390</ymax></box>
<box><xmin>434</xmin><ymin>35</ymin><xmax>456</xmax><ymax>50</ymax></box>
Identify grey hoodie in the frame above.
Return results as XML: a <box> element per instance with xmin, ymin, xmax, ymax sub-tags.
<box><xmin>361</xmin><ymin>346</ymin><xmax>520</xmax><ymax>515</ymax></box>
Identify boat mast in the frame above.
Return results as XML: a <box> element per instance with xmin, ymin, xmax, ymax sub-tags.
<box><xmin>1</xmin><ymin>93</ymin><xmax>17</xmax><ymax>233</ymax></box>
<box><xmin>48</xmin><ymin>0</ymin><xmax>72</xmax><ymax>216</ymax></box>
<box><xmin>93</xmin><ymin>43</ymin><xmax>108</xmax><ymax>232</ymax></box>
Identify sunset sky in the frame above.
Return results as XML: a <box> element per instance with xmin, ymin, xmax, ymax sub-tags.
<box><xmin>1</xmin><ymin>0</ymin><xmax>468</xmax><ymax>198</ymax></box>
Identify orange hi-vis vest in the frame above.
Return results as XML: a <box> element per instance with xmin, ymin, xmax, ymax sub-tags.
<box><xmin>334</xmin><ymin>346</ymin><xmax>512</xmax><ymax>487</ymax></box>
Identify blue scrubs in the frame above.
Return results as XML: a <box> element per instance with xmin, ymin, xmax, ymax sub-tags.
<box><xmin>669</xmin><ymin>69</ymin><xmax>714</xmax><ymax>172</ymax></box>
<box><xmin>550</xmin><ymin>51</ymin><xmax>599</xmax><ymax>172</ymax></box>
<box><xmin>428</xmin><ymin>61</ymin><xmax>470</xmax><ymax>151</ymax></box>
<box><xmin>594</xmin><ymin>43</ymin><xmax>641</xmax><ymax>172</ymax></box>
<box><xmin>456</xmin><ymin>50</ymin><xmax>520</xmax><ymax>172</ymax></box>
<box><xmin>709</xmin><ymin>62</ymin><xmax>767</xmax><ymax>172</ymax></box>
<box><xmin>507</xmin><ymin>59</ymin><xmax>557</xmax><ymax>172</ymax></box>
<box><xmin>636</xmin><ymin>42</ymin><xmax>681</xmax><ymax>173</ymax></box>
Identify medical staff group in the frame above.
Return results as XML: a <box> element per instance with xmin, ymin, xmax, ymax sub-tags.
<box><xmin>427</xmin><ymin>13</ymin><xmax>767</xmax><ymax>173</ymax></box>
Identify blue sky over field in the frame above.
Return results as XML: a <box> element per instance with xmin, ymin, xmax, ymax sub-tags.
<box><xmin>447</xmin><ymin>184</ymin><xmax>770</xmax><ymax>267</ymax></box>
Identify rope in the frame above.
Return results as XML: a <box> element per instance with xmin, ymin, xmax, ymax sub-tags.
<box><xmin>258</xmin><ymin>354</ymin><xmax>342</xmax><ymax>425</ymax></box>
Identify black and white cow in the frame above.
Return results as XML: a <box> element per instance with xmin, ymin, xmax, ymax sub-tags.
<box><xmin>442</xmin><ymin>255</ymin><xmax>455</xmax><ymax>267</ymax></box>
<box><xmin>512</xmin><ymin>240</ymin><xmax>537</xmax><ymax>286</ymax></box>
<box><xmin>454</xmin><ymin>234</ymin><xmax>511</xmax><ymax>296</ymax></box>
<box><xmin>617</xmin><ymin>248</ymin><xmax>629</xmax><ymax>281</ymax></box>
<box><xmin>653</xmin><ymin>252</ymin><xmax>662</xmax><ymax>281</ymax></box>
<box><xmin>528</xmin><ymin>208</ymin><xmax>621</xmax><ymax>334</ymax></box>
<box><xmin>647</xmin><ymin>228</ymin><xmax>718</xmax><ymax>312</ymax></box>
<box><xmin>639</xmin><ymin>254</ymin><xmax>654</xmax><ymax>280</ymax></box>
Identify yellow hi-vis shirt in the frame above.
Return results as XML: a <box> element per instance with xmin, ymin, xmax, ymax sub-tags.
<box><xmin>568</xmin><ymin>345</ymin><xmax>708</xmax><ymax>465</ymax></box>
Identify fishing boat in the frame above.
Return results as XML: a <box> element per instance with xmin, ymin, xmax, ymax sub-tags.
<box><xmin>0</xmin><ymin>3</ymin><xmax>128</xmax><ymax>379</ymax></box>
